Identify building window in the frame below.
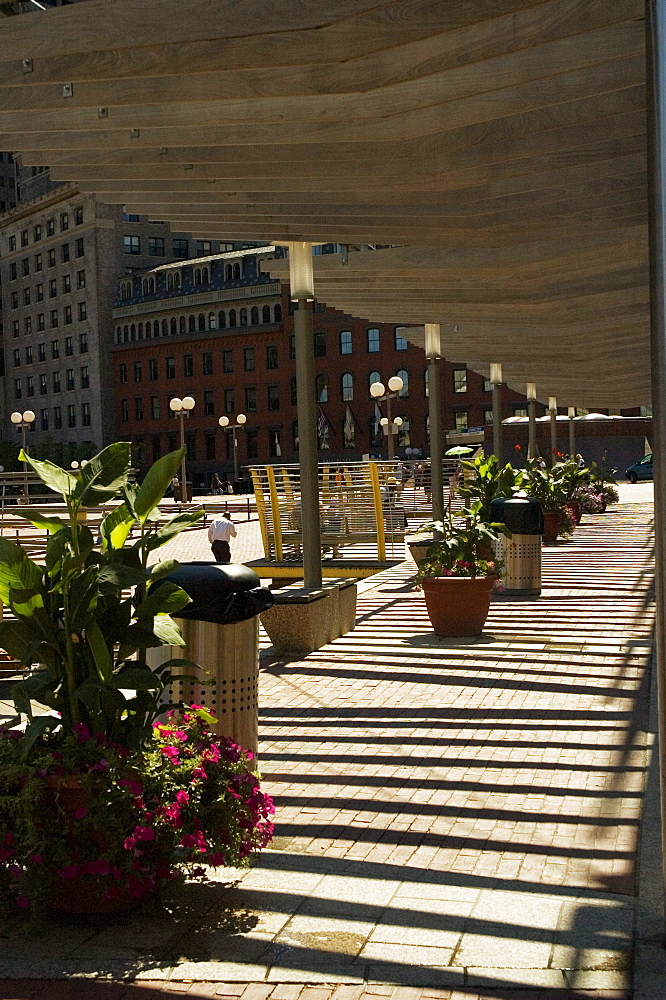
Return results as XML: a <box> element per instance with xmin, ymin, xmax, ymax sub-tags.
<box><xmin>66</xmin><ymin>369</ymin><xmax>75</xmax><ymax>391</ymax></box>
<box><xmin>49</xmin><ymin>279</ymin><xmax>57</xmax><ymax>298</ymax></box>
<box><xmin>82</xmin><ymin>402</ymin><xmax>91</xmax><ymax>427</ymax></box>
<box><xmin>151</xmin><ymin>396</ymin><xmax>160</xmax><ymax>420</ymax></box>
<box><xmin>149</xmin><ymin>237</ymin><xmax>165</xmax><ymax>256</ymax></box>
<box><xmin>67</xmin><ymin>404</ymin><xmax>76</xmax><ymax>428</ymax></box>
<box><xmin>26</xmin><ymin>376</ymin><xmax>34</xmax><ymax>397</ymax></box>
<box><xmin>367</xmin><ymin>327</ymin><xmax>380</xmax><ymax>353</ymax></box>
<box><xmin>53</xmin><ymin>371</ymin><xmax>61</xmax><ymax>393</ymax></box>
<box><xmin>316</xmin><ymin>373</ymin><xmax>328</xmax><ymax>403</ymax></box>
<box><xmin>203</xmin><ymin>352</ymin><xmax>213</xmax><ymax>375</ymax></box>
<box><xmin>267</xmin><ymin>385</ymin><xmax>280</xmax><ymax>411</ymax></box>
<box><xmin>36</xmin><ymin>283</ymin><xmax>44</xmax><ymax>302</ymax></box>
<box><xmin>21</xmin><ymin>229</ymin><xmax>28</xmax><ymax>247</ymax></box>
<box><xmin>44</xmin><ymin>220</ymin><xmax>54</xmax><ymax>239</ymax></box>
<box><xmin>11</xmin><ymin>321</ymin><xmax>19</xmax><ymax>338</ymax></box>
<box><xmin>22</xmin><ymin>258</ymin><xmax>30</xmax><ymax>277</ymax></box>
<box><xmin>454</xmin><ymin>410</ymin><xmax>469</xmax><ymax>432</ymax></box>
<box><xmin>77</xmin><ymin>269</ymin><xmax>85</xmax><ymax>289</ymax></box>
<box><xmin>135</xmin><ymin>397</ymin><xmax>143</xmax><ymax>421</ymax></box>
<box><xmin>80</xmin><ymin>366</ymin><xmax>89</xmax><ymax>389</ymax></box>
<box><xmin>123</xmin><ymin>235</ymin><xmax>140</xmax><ymax>255</ymax></box>
<box><xmin>75</xmin><ymin>238</ymin><xmax>84</xmax><ymax>258</ymax></box>
<box><xmin>224</xmin><ymin>388</ymin><xmax>234</xmax><ymax>414</ymax></box>
<box><xmin>194</xmin><ymin>266</ymin><xmax>210</xmax><ymax>286</ymax></box>
<box><xmin>12</xmin><ymin>349</ymin><xmax>20</xmax><ymax>368</ymax></box>
<box><xmin>340</xmin><ymin>330</ymin><xmax>352</xmax><ymax>355</ymax></box>
<box><xmin>39</xmin><ymin>374</ymin><xmax>47</xmax><ymax>395</ymax></box>
<box><xmin>121</xmin><ymin>400</ymin><xmax>129</xmax><ymax>423</ymax></box>
<box><xmin>65</xmin><ymin>337</ymin><xmax>73</xmax><ymax>356</ymax></box>
<box><xmin>172</xmin><ymin>239</ymin><xmax>189</xmax><ymax>259</ymax></box>
<box><xmin>395</xmin><ymin>327</ymin><xmax>408</xmax><ymax>351</ymax></box>
<box><xmin>453</xmin><ymin>369</ymin><xmax>467</xmax><ymax>394</ymax></box>
<box><xmin>119</xmin><ymin>363</ymin><xmax>127</xmax><ymax>385</ymax></box>
<box><xmin>250</xmin><ymin>306</ymin><xmax>259</xmax><ymax>325</ymax></box>
<box><xmin>79</xmin><ymin>332</ymin><xmax>88</xmax><ymax>354</ymax></box>
<box><xmin>9</xmin><ymin>263</ymin><xmax>17</xmax><ymax>281</ymax></box>
<box><xmin>396</xmin><ymin>369</ymin><xmax>409</xmax><ymax>398</ymax></box>
<box><xmin>262</xmin><ymin>304</ymin><xmax>271</xmax><ymax>324</ymax></box>
<box><xmin>25</xmin><ymin>346</ymin><xmax>33</xmax><ymax>365</ymax></box>
<box><xmin>166</xmin><ymin>356</ymin><xmax>175</xmax><ymax>379</ymax></box>
<box><xmin>341</xmin><ymin>373</ymin><xmax>354</xmax><ymax>401</ymax></box>
<box><xmin>368</xmin><ymin>370</ymin><xmax>381</xmax><ymax>394</ymax></box>
<box><xmin>48</xmin><ymin>249</ymin><xmax>56</xmax><ymax>267</ymax></box>
<box><xmin>40</xmin><ymin>408</ymin><xmax>48</xmax><ymax>431</ymax></box>
<box><xmin>62</xmin><ymin>274</ymin><xmax>71</xmax><ymax>294</ymax></box>
<box><xmin>289</xmin><ymin>335</ymin><xmax>295</xmax><ymax>360</ymax></box>
<box><xmin>133</xmin><ymin>361</ymin><xmax>142</xmax><ymax>383</ymax></box>
<box><xmin>247</xmin><ymin>428</ymin><xmax>258</xmax><ymax>459</ymax></box>
<box><xmin>149</xmin><ymin>358</ymin><xmax>158</xmax><ymax>381</ymax></box>
<box><xmin>245</xmin><ymin>386</ymin><xmax>256</xmax><ymax>412</ymax></box>
<box><xmin>24</xmin><ymin>317</ymin><xmax>32</xmax><ymax>335</ymax></box>
<box><xmin>64</xmin><ymin>305</ymin><xmax>72</xmax><ymax>325</ymax></box>
<box><xmin>397</xmin><ymin>415</ymin><xmax>411</xmax><ymax>448</ymax></box>
<box><xmin>51</xmin><ymin>340</ymin><xmax>59</xmax><ymax>359</ymax></box>
<box><xmin>290</xmin><ymin>376</ymin><xmax>297</xmax><ymax>406</ymax></box>
<box><xmin>78</xmin><ymin>301</ymin><xmax>87</xmax><ymax>321</ymax></box>
<box><xmin>35</xmin><ymin>253</ymin><xmax>42</xmax><ymax>272</ymax></box>
<box><xmin>314</xmin><ymin>331</ymin><xmax>326</xmax><ymax>357</ymax></box>
<box><xmin>268</xmin><ymin>429</ymin><xmax>282</xmax><ymax>458</ymax></box>
<box><xmin>513</xmin><ymin>405</ymin><xmax>528</xmax><ymax>417</ymax></box>
<box><xmin>60</xmin><ymin>213</ymin><xmax>69</xmax><ymax>232</ymax></box>
<box><xmin>50</xmin><ymin>310</ymin><xmax>58</xmax><ymax>329</ymax></box>
<box><xmin>75</xmin><ymin>207</ymin><xmax>84</xmax><ymax>226</ymax></box>
<box><xmin>23</xmin><ymin>288</ymin><xmax>31</xmax><ymax>307</ymax></box>
<box><xmin>33</xmin><ymin>225</ymin><xmax>42</xmax><ymax>242</ymax></box>
<box><xmin>38</xmin><ymin>343</ymin><xmax>46</xmax><ymax>363</ymax></box>
<box><xmin>205</xmin><ymin>433</ymin><xmax>216</xmax><ymax>461</ymax></box>
<box><xmin>8</xmin><ymin>234</ymin><xmax>16</xmax><ymax>251</ymax></box>
<box><xmin>204</xmin><ymin>389</ymin><xmax>214</xmax><ymax>416</ymax></box>
<box><xmin>61</xmin><ymin>243</ymin><xmax>70</xmax><ymax>263</ymax></box>
<box><xmin>483</xmin><ymin>377</ymin><xmax>493</xmax><ymax>393</ymax></box>
<box><xmin>274</xmin><ymin>303</ymin><xmax>282</xmax><ymax>322</ymax></box>
<box><xmin>183</xmin><ymin>354</ymin><xmax>194</xmax><ymax>377</ymax></box>
<box><xmin>266</xmin><ymin>345</ymin><xmax>278</xmax><ymax>370</ymax></box>
<box><xmin>14</xmin><ymin>379</ymin><xmax>21</xmax><ymax>400</ymax></box>
<box><xmin>244</xmin><ymin>348</ymin><xmax>255</xmax><ymax>372</ymax></box>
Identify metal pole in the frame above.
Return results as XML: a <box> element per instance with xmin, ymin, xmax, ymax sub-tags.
<box><xmin>492</xmin><ymin>382</ymin><xmax>502</xmax><ymax>461</ymax></box>
<box><xmin>21</xmin><ymin>423</ymin><xmax>27</xmax><ymax>499</ymax></box>
<box><xmin>232</xmin><ymin>426</ymin><xmax>239</xmax><ymax>482</ymax></box>
<box><xmin>528</xmin><ymin>399</ymin><xmax>538</xmax><ymax>460</ymax></box>
<box><xmin>294</xmin><ymin>296</ymin><xmax>322</xmax><ymax>589</ymax></box>
<box><xmin>569</xmin><ymin>417</ymin><xmax>576</xmax><ymax>458</ymax></box>
<box><xmin>646</xmin><ymin>0</ymin><xmax>666</xmax><ymax>940</ymax></box>
<box><xmin>387</xmin><ymin>394</ymin><xmax>394</xmax><ymax>460</ymax></box>
<box><xmin>429</xmin><ymin>356</ymin><xmax>444</xmax><ymax>529</ymax></box>
<box><xmin>179</xmin><ymin>413</ymin><xmax>187</xmax><ymax>502</ymax></box>
<box><xmin>550</xmin><ymin>409</ymin><xmax>558</xmax><ymax>466</ymax></box>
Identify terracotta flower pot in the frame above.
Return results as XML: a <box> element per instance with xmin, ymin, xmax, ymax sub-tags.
<box><xmin>422</xmin><ymin>574</ymin><xmax>495</xmax><ymax>637</ymax></box>
<box><xmin>565</xmin><ymin>501</ymin><xmax>581</xmax><ymax>526</ymax></box>
<box><xmin>542</xmin><ymin>510</ymin><xmax>560</xmax><ymax>545</ymax></box>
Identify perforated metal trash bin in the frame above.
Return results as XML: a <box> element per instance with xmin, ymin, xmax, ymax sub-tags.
<box><xmin>489</xmin><ymin>496</ymin><xmax>544</xmax><ymax>597</ymax></box>
<box><xmin>146</xmin><ymin>563</ymin><xmax>275</xmax><ymax>757</ymax></box>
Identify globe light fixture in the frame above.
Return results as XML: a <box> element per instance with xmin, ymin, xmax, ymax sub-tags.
<box><xmin>169</xmin><ymin>396</ymin><xmax>196</xmax><ymax>501</ymax></box>
<box><xmin>218</xmin><ymin>412</ymin><xmax>248</xmax><ymax>481</ymax></box>
<box><xmin>71</xmin><ymin>461</ymin><xmax>80</xmax><ymax>470</ymax></box>
<box><xmin>11</xmin><ymin>410</ymin><xmax>36</xmax><ymax>499</ymax></box>
<box><xmin>370</xmin><ymin>381</ymin><xmax>385</xmax><ymax>398</ymax></box>
<box><xmin>387</xmin><ymin>375</ymin><xmax>404</xmax><ymax>393</ymax></box>
<box><xmin>393</xmin><ymin>416</ymin><xmax>404</xmax><ymax>428</ymax></box>
<box><xmin>218</xmin><ymin>415</ymin><xmax>230</xmax><ymax>428</ymax></box>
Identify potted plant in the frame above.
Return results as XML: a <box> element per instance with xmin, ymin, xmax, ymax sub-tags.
<box><xmin>457</xmin><ymin>454</ymin><xmax>524</xmax><ymax>521</ymax></box>
<box><xmin>0</xmin><ymin>444</ymin><xmax>274</xmax><ymax>916</ymax></box>
<box><xmin>415</xmin><ymin>503</ymin><xmax>510</xmax><ymax>636</ymax></box>
<box><xmin>522</xmin><ymin>460</ymin><xmax>575</xmax><ymax>544</ymax></box>
<box><xmin>552</xmin><ymin>459</ymin><xmax>589</xmax><ymax>525</ymax></box>
<box><xmin>586</xmin><ymin>463</ymin><xmax>620</xmax><ymax>511</ymax></box>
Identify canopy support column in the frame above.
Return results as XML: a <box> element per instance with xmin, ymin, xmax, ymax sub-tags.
<box><xmin>429</xmin><ymin>356</ymin><xmax>444</xmax><ymax>526</ymax></box>
<box><xmin>646</xmin><ymin>0</ymin><xmax>666</xmax><ymax>941</ymax></box>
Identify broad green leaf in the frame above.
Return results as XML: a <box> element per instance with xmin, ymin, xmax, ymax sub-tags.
<box><xmin>19</xmin><ymin>450</ymin><xmax>74</xmax><ymax>498</ymax></box>
<box><xmin>0</xmin><ymin>620</ymin><xmax>43</xmax><ymax>662</ymax></box>
<box><xmin>147</xmin><ymin>559</ymin><xmax>180</xmax><ymax>583</ymax></box>
<box><xmin>138</xmin><ymin>510</ymin><xmax>204</xmax><ymax>552</ymax></box>
<box><xmin>75</xmin><ymin>679</ymin><xmax>125</xmax><ymax>712</ymax></box>
<box><xmin>68</xmin><ymin>566</ymin><xmax>99</xmax><ymax>632</ymax></box>
<box><xmin>85</xmin><ymin>619</ymin><xmax>112</xmax><ymax>681</ymax></box>
<box><xmin>12</xmin><ymin>672</ymin><xmax>58</xmax><ymax>714</ymax></box>
<box><xmin>100</xmin><ymin>502</ymin><xmax>136</xmax><ymax>551</ymax></box>
<box><xmin>21</xmin><ymin>716</ymin><xmax>58</xmax><ymax>757</ymax></box>
<box><xmin>97</xmin><ymin>564</ymin><xmax>146</xmax><ymax>594</ymax></box>
<box><xmin>72</xmin><ymin>442</ymin><xmax>131</xmax><ymax>506</ymax></box>
<box><xmin>13</xmin><ymin>507</ymin><xmax>67</xmax><ymax>534</ymax></box>
<box><xmin>0</xmin><ymin>538</ymin><xmax>44</xmax><ymax>615</ymax></box>
<box><xmin>137</xmin><ymin>582</ymin><xmax>190</xmax><ymax>619</ymax></box>
<box><xmin>133</xmin><ymin>448</ymin><xmax>186</xmax><ymax>524</ymax></box>
<box><xmin>153</xmin><ymin>614</ymin><xmax>185</xmax><ymax>646</ymax></box>
<box><xmin>111</xmin><ymin>666</ymin><xmax>164</xmax><ymax>690</ymax></box>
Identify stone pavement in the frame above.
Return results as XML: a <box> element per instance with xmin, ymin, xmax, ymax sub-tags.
<box><xmin>0</xmin><ymin>494</ymin><xmax>657</xmax><ymax>998</ymax></box>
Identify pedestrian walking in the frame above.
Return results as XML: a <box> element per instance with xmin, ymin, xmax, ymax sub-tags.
<box><xmin>208</xmin><ymin>511</ymin><xmax>237</xmax><ymax>563</ymax></box>
<box><xmin>210</xmin><ymin>473</ymin><xmax>222</xmax><ymax>495</ymax></box>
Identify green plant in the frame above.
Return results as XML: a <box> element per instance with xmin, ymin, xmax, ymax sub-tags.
<box><xmin>1</xmin><ymin>443</ymin><xmax>204</xmax><ymax>751</ymax></box>
<box><xmin>521</xmin><ymin>459</ymin><xmax>569</xmax><ymax>512</ymax></box>
<box><xmin>457</xmin><ymin>455</ymin><xmax>524</xmax><ymax>521</ymax></box>
<box><xmin>587</xmin><ymin>462</ymin><xmax>619</xmax><ymax>504</ymax></box>
<box><xmin>415</xmin><ymin>503</ymin><xmax>511</xmax><ymax>583</ymax></box>
<box><xmin>553</xmin><ymin>459</ymin><xmax>589</xmax><ymax>499</ymax></box>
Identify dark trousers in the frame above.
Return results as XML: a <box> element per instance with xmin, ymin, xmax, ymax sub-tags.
<box><xmin>211</xmin><ymin>539</ymin><xmax>231</xmax><ymax>563</ymax></box>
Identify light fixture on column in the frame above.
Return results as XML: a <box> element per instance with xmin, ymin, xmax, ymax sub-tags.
<box><xmin>490</xmin><ymin>363</ymin><xmax>503</xmax><ymax>385</ymax></box>
<box><xmin>287</xmin><ymin>241</ymin><xmax>315</xmax><ymax>301</ymax></box>
<box><xmin>387</xmin><ymin>375</ymin><xmax>404</xmax><ymax>394</ymax></box>
<box><xmin>526</xmin><ymin>383</ymin><xmax>537</xmax><ymax>401</ymax></box>
<box><xmin>549</xmin><ymin>396</ymin><xmax>558</xmax><ymax>412</ymax></box>
<box><xmin>169</xmin><ymin>395</ymin><xmax>195</xmax><ymax>502</ymax></box>
<box><xmin>526</xmin><ymin>383</ymin><xmax>538</xmax><ymax>460</ymax></box>
<box><xmin>424</xmin><ymin>323</ymin><xmax>442</xmax><ymax>359</ymax></box>
<box><xmin>568</xmin><ymin>406</ymin><xmax>576</xmax><ymax>418</ymax></box>
<box><xmin>370</xmin><ymin>381</ymin><xmax>385</xmax><ymax>399</ymax></box>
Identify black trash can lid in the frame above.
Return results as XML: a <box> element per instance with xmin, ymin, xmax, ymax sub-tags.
<box><xmin>157</xmin><ymin>562</ymin><xmax>273</xmax><ymax>625</ymax></box>
<box><xmin>489</xmin><ymin>495</ymin><xmax>544</xmax><ymax>535</ymax></box>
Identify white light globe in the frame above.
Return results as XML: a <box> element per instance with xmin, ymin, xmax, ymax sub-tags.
<box><xmin>71</xmin><ymin>461</ymin><xmax>79</xmax><ymax>469</ymax></box>
<box><xmin>370</xmin><ymin>382</ymin><xmax>385</xmax><ymax>398</ymax></box>
<box><xmin>10</xmin><ymin>412</ymin><xmax>22</xmax><ymax>424</ymax></box>
<box><xmin>182</xmin><ymin>396</ymin><xmax>195</xmax><ymax>410</ymax></box>
<box><xmin>23</xmin><ymin>411</ymin><xmax>35</xmax><ymax>423</ymax></box>
<box><xmin>388</xmin><ymin>376</ymin><xmax>403</xmax><ymax>393</ymax></box>
<box><xmin>218</xmin><ymin>415</ymin><xmax>229</xmax><ymax>427</ymax></box>
<box><xmin>380</xmin><ymin>417</ymin><xmax>389</xmax><ymax>427</ymax></box>
<box><xmin>237</xmin><ymin>414</ymin><xmax>247</xmax><ymax>425</ymax></box>
<box><xmin>81</xmin><ymin>460</ymin><xmax>88</xmax><ymax>467</ymax></box>
<box><xmin>393</xmin><ymin>416</ymin><xmax>403</xmax><ymax>427</ymax></box>
<box><xmin>169</xmin><ymin>397</ymin><xmax>182</xmax><ymax>412</ymax></box>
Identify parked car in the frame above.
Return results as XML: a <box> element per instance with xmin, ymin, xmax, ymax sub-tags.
<box><xmin>626</xmin><ymin>454</ymin><xmax>653</xmax><ymax>483</ymax></box>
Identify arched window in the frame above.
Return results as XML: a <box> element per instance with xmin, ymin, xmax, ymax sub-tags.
<box><xmin>240</xmin><ymin>308</ymin><xmax>248</xmax><ymax>326</ymax></box>
<box><xmin>116</xmin><ymin>326</ymin><xmax>121</xmax><ymax>344</ymax></box>
<box><xmin>233</xmin><ymin>262</ymin><xmax>241</xmax><ymax>280</ymax></box>
<box><xmin>424</xmin><ymin>367</ymin><xmax>429</xmax><ymax>398</ymax></box>
<box><xmin>170</xmin><ymin>317</ymin><xmax>177</xmax><ymax>336</ymax></box>
<box><xmin>149</xmin><ymin>277</ymin><xmax>155</xmax><ymax>293</ymax></box>
<box><xmin>262</xmin><ymin>305</ymin><xmax>271</xmax><ymax>323</ymax></box>
<box><xmin>130</xmin><ymin>324</ymin><xmax>137</xmax><ymax>341</ymax></box>
<box><xmin>142</xmin><ymin>278</ymin><xmax>149</xmax><ymax>295</ymax></box>
<box><xmin>198</xmin><ymin>313</ymin><xmax>206</xmax><ymax>331</ymax></box>
<box><xmin>179</xmin><ymin>316</ymin><xmax>186</xmax><ymax>334</ymax></box>
<box><xmin>368</xmin><ymin>370</ymin><xmax>381</xmax><ymax>394</ymax></box>
<box><xmin>290</xmin><ymin>375</ymin><xmax>297</xmax><ymax>406</ymax></box>
<box><xmin>194</xmin><ymin>268</ymin><xmax>201</xmax><ymax>286</ymax></box>
<box><xmin>397</xmin><ymin>415</ymin><xmax>410</xmax><ymax>447</ymax></box>
<box><xmin>145</xmin><ymin>321</ymin><xmax>152</xmax><ymax>338</ymax></box>
<box><xmin>123</xmin><ymin>325</ymin><xmax>129</xmax><ymax>343</ymax></box>
<box><xmin>208</xmin><ymin>311</ymin><xmax>217</xmax><ymax>330</ymax></box>
<box><xmin>167</xmin><ymin>273</ymin><xmax>174</xmax><ymax>291</ymax></box>
<box><xmin>396</xmin><ymin>368</ymin><xmax>409</xmax><ymax>397</ymax></box>
<box><xmin>218</xmin><ymin>310</ymin><xmax>226</xmax><ymax>329</ymax></box>
<box><xmin>138</xmin><ymin>323</ymin><xmax>143</xmax><ymax>339</ymax></box>
<box><xmin>223</xmin><ymin>263</ymin><xmax>232</xmax><ymax>281</ymax></box>
<box><xmin>316</xmin><ymin>373</ymin><xmax>328</xmax><ymax>403</ymax></box>
<box><xmin>274</xmin><ymin>303</ymin><xmax>282</xmax><ymax>322</ymax></box>
<box><xmin>188</xmin><ymin>315</ymin><xmax>196</xmax><ymax>333</ymax></box>
<box><xmin>228</xmin><ymin>309</ymin><xmax>237</xmax><ymax>327</ymax></box>
<box><xmin>341</xmin><ymin>373</ymin><xmax>354</xmax><ymax>401</ymax></box>
<box><xmin>174</xmin><ymin>272</ymin><xmax>181</xmax><ymax>290</ymax></box>
<box><xmin>250</xmin><ymin>306</ymin><xmax>259</xmax><ymax>325</ymax></box>
<box><xmin>161</xmin><ymin>319</ymin><xmax>168</xmax><ymax>337</ymax></box>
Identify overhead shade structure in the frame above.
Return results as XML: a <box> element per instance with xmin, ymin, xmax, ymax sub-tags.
<box><xmin>0</xmin><ymin>0</ymin><xmax>649</xmax><ymax>406</ymax></box>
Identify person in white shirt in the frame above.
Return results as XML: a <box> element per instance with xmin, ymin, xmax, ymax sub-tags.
<box><xmin>208</xmin><ymin>511</ymin><xmax>237</xmax><ymax>563</ymax></box>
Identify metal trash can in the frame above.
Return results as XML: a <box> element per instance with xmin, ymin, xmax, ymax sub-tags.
<box><xmin>146</xmin><ymin>563</ymin><xmax>275</xmax><ymax>756</ymax></box>
<box><xmin>489</xmin><ymin>496</ymin><xmax>544</xmax><ymax>597</ymax></box>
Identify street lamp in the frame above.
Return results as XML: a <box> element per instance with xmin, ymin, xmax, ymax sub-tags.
<box><xmin>11</xmin><ymin>410</ymin><xmax>35</xmax><ymax>499</ymax></box>
<box><xmin>568</xmin><ymin>406</ymin><xmax>576</xmax><ymax>457</ymax></box>
<box><xmin>169</xmin><ymin>395</ymin><xmax>195</xmax><ymax>501</ymax></box>
<box><xmin>526</xmin><ymin>382</ymin><xmax>538</xmax><ymax>460</ymax></box>
<box><xmin>548</xmin><ymin>395</ymin><xmax>558</xmax><ymax>465</ymax></box>
<box><xmin>489</xmin><ymin>363</ymin><xmax>503</xmax><ymax>461</ymax></box>
<box><xmin>218</xmin><ymin>413</ymin><xmax>247</xmax><ymax>483</ymax></box>
<box><xmin>370</xmin><ymin>375</ymin><xmax>404</xmax><ymax>459</ymax></box>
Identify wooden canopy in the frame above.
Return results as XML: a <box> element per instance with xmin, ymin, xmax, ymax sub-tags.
<box><xmin>0</xmin><ymin>0</ymin><xmax>649</xmax><ymax>406</ymax></box>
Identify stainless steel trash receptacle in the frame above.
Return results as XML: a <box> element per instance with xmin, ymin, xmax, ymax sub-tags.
<box><xmin>489</xmin><ymin>496</ymin><xmax>544</xmax><ymax>597</ymax></box>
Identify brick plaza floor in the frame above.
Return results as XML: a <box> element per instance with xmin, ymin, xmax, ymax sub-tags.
<box><xmin>0</xmin><ymin>493</ymin><xmax>657</xmax><ymax>999</ymax></box>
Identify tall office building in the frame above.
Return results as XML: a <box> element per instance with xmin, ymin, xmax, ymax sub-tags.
<box><xmin>0</xmin><ymin>154</ymin><xmax>17</xmax><ymax>216</ymax></box>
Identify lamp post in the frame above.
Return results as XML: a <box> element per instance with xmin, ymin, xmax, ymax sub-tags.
<box><xmin>568</xmin><ymin>407</ymin><xmax>576</xmax><ymax>457</ymax></box>
<box><xmin>526</xmin><ymin>382</ymin><xmax>538</xmax><ymax>461</ymax></box>
<box><xmin>218</xmin><ymin>413</ymin><xmax>247</xmax><ymax>483</ymax></box>
<box><xmin>169</xmin><ymin>395</ymin><xmax>195</xmax><ymax>501</ymax></box>
<box><xmin>490</xmin><ymin>363</ymin><xmax>503</xmax><ymax>462</ymax></box>
<box><xmin>10</xmin><ymin>409</ymin><xmax>35</xmax><ymax>499</ymax></box>
<box><xmin>425</xmin><ymin>323</ymin><xmax>445</xmax><ymax>527</ymax></box>
<box><xmin>370</xmin><ymin>375</ymin><xmax>404</xmax><ymax>460</ymax></box>
<box><xmin>548</xmin><ymin>396</ymin><xmax>558</xmax><ymax>465</ymax></box>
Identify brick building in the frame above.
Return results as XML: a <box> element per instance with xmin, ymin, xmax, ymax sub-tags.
<box><xmin>0</xmin><ymin>185</ymin><xmax>210</xmax><ymax>459</ymax></box>
<box><xmin>0</xmin><ymin>153</ymin><xmax>17</xmax><ymax>216</ymax></box>
<box><xmin>111</xmin><ymin>248</ymin><xmax>530</xmax><ymax>487</ymax></box>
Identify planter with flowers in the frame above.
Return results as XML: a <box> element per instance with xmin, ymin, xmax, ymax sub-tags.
<box><xmin>415</xmin><ymin>503</ymin><xmax>511</xmax><ymax>637</ymax></box>
<box><xmin>522</xmin><ymin>460</ymin><xmax>575</xmax><ymax>544</ymax></box>
<box><xmin>0</xmin><ymin>443</ymin><xmax>273</xmax><ymax>917</ymax></box>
